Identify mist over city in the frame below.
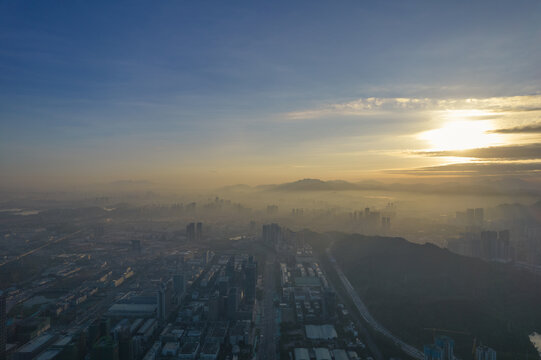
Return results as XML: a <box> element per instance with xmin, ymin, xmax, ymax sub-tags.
<box><xmin>1</xmin><ymin>2</ymin><xmax>540</xmax><ymax>360</ymax></box>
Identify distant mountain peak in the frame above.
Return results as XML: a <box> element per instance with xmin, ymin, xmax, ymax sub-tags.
<box><xmin>271</xmin><ymin>178</ymin><xmax>358</xmax><ymax>191</ymax></box>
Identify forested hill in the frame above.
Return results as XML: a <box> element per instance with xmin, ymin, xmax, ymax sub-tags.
<box><xmin>329</xmin><ymin>233</ymin><xmax>541</xmax><ymax>360</ymax></box>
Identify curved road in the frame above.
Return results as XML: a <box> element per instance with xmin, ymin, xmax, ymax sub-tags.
<box><xmin>326</xmin><ymin>245</ymin><xmax>424</xmax><ymax>360</ymax></box>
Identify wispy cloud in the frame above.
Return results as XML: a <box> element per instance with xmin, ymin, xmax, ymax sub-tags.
<box><xmin>416</xmin><ymin>143</ymin><xmax>541</xmax><ymax>160</ymax></box>
<box><xmin>392</xmin><ymin>161</ymin><xmax>541</xmax><ymax>176</ymax></box>
<box><xmin>489</xmin><ymin>123</ymin><xmax>541</xmax><ymax>134</ymax></box>
<box><xmin>285</xmin><ymin>95</ymin><xmax>541</xmax><ymax>120</ymax></box>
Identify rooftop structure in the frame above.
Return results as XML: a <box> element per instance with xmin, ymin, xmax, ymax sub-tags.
<box><xmin>106</xmin><ymin>303</ymin><xmax>157</xmax><ymax>318</ymax></box>
<box><xmin>14</xmin><ymin>333</ymin><xmax>57</xmax><ymax>358</ymax></box>
<box><xmin>332</xmin><ymin>349</ymin><xmax>349</xmax><ymax>360</ymax></box>
<box><xmin>314</xmin><ymin>347</ymin><xmax>332</xmax><ymax>360</ymax></box>
<box><xmin>294</xmin><ymin>348</ymin><xmax>310</xmax><ymax>360</ymax></box>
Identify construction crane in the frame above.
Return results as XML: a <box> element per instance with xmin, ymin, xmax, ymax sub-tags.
<box><xmin>423</xmin><ymin>328</ymin><xmax>471</xmax><ymax>337</ymax></box>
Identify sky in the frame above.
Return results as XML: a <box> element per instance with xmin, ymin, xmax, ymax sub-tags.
<box><xmin>1</xmin><ymin>0</ymin><xmax>540</xmax><ymax>190</ymax></box>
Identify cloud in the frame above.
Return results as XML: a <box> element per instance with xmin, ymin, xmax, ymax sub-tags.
<box><xmin>416</xmin><ymin>143</ymin><xmax>541</xmax><ymax>160</ymax></box>
<box><xmin>285</xmin><ymin>95</ymin><xmax>541</xmax><ymax>120</ymax></box>
<box><xmin>489</xmin><ymin>124</ymin><xmax>541</xmax><ymax>134</ymax></box>
<box><xmin>392</xmin><ymin>161</ymin><xmax>541</xmax><ymax>176</ymax></box>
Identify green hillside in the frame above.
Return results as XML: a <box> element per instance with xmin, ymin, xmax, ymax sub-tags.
<box><xmin>329</xmin><ymin>233</ymin><xmax>541</xmax><ymax>359</ymax></box>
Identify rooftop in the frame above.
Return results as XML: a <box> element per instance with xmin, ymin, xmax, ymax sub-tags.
<box><xmin>17</xmin><ymin>334</ymin><xmax>56</xmax><ymax>354</ymax></box>
<box><xmin>294</xmin><ymin>348</ymin><xmax>310</xmax><ymax>360</ymax></box>
<box><xmin>305</xmin><ymin>325</ymin><xmax>337</xmax><ymax>340</ymax></box>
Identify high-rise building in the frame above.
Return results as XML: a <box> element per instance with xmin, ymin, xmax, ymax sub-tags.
<box><xmin>480</xmin><ymin>230</ymin><xmax>511</xmax><ymax>260</ymax></box>
<box><xmin>99</xmin><ymin>318</ymin><xmax>111</xmax><ymax>340</ymax></box>
<box><xmin>173</xmin><ymin>274</ymin><xmax>185</xmax><ymax>298</ymax></box>
<box><xmin>208</xmin><ymin>292</ymin><xmax>220</xmax><ymax>321</ymax></box>
<box><xmin>262</xmin><ymin>224</ymin><xmax>282</xmax><ymax>247</ymax></box>
<box><xmin>475</xmin><ymin>345</ymin><xmax>497</xmax><ymax>360</ymax></box>
<box><xmin>186</xmin><ymin>223</ymin><xmax>196</xmax><ymax>242</ymax></box>
<box><xmin>467</xmin><ymin>208</ymin><xmax>476</xmax><ymax>226</ymax></box>
<box><xmin>244</xmin><ymin>257</ymin><xmax>257</xmax><ymax>302</ymax></box>
<box><xmin>381</xmin><ymin>217</ymin><xmax>391</xmax><ymax>231</ymax></box>
<box><xmin>130</xmin><ymin>240</ymin><xmax>141</xmax><ymax>254</ymax></box>
<box><xmin>474</xmin><ymin>208</ymin><xmax>484</xmax><ymax>227</ymax></box>
<box><xmin>498</xmin><ymin>230</ymin><xmax>510</xmax><ymax>260</ymax></box>
<box><xmin>90</xmin><ymin>336</ymin><xmax>119</xmax><ymax>360</ymax></box>
<box><xmin>481</xmin><ymin>231</ymin><xmax>498</xmax><ymax>259</ymax></box>
<box><xmin>434</xmin><ymin>335</ymin><xmax>454</xmax><ymax>360</ymax></box>
<box><xmin>157</xmin><ymin>280</ymin><xmax>172</xmax><ymax>321</ymax></box>
<box><xmin>202</xmin><ymin>249</ymin><xmax>210</xmax><ymax>265</ymax></box>
<box><xmin>423</xmin><ymin>344</ymin><xmax>443</xmax><ymax>360</ymax></box>
<box><xmin>227</xmin><ymin>287</ymin><xmax>238</xmax><ymax>320</ymax></box>
<box><xmin>218</xmin><ymin>276</ymin><xmax>229</xmax><ymax>297</ymax></box>
<box><xmin>0</xmin><ymin>290</ymin><xmax>5</xmax><ymax>360</ymax></box>
<box><xmin>113</xmin><ymin>321</ymin><xmax>133</xmax><ymax>360</ymax></box>
<box><xmin>196</xmin><ymin>222</ymin><xmax>203</xmax><ymax>241</ymax></box>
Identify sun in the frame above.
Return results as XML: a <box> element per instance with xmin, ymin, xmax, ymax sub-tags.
<box><xmin>418</xmin><ymin>120</ymin><xmax>502</xmax><ymax>151</ymax></box>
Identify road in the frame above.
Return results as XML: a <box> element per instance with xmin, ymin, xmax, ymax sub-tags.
<box><xmin>323</xmin><ymin>253</ymin><xmax>383</xmax><ymax>360</ymax></box>
<box><xmin>0</xmin><ymin>230</ymin><xmax>83</xmax><ymax>268</ymax></box>
<box><xmin>258</xmin><ymin>256</ymin><xmax>277</xmax><ymax>360</ymax></box>
<box><xmin>326</xmin><ymin>245</ymin><xmax>424</xmax><ymax>360</ymax></box>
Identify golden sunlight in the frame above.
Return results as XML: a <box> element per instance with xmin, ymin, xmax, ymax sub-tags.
<box><xmin>418</xmin><ymin>119</ymin><xmax>503</xmax><ymax>151</ymax></box>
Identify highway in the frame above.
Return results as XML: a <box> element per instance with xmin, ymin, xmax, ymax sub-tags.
<box><xmin>326</xmin><ymin>246</ymin><xmax>425</xmax><ymax>360</ymax></box>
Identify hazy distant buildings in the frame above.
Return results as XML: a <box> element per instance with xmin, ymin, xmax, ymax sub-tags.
<box><xmin>481</xmin><ymin>230</ymin><xmax>510</xmax><ymax>260</ymax></box>
<box><xmin>266</xmin><ymin>205</ymin><xmax>278</xmax><ymax>215</ymax></box>
<box><xmin>474</xmin><ymin>208</ymin><xmax>484</xmax><ymax>226</ymax></box>
<box><xmin>455</xmin><ymin>208</ymin><xmax>484</xmax><ymax>228</ymax></box>
<box><xmin>381</xmin><ymin>216</ymin><xmax>391</xmax><ymax>232</ymax></box>
<box><xmin>447</xmin><ymin>229</ymin><xmax>512</xmax><ymax>261</ymax></box>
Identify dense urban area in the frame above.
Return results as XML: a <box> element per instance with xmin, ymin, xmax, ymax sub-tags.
<box><xmin>0</xmin><ymin>182</ymin><xmax>540</xmax><ymax>360</ymax></box>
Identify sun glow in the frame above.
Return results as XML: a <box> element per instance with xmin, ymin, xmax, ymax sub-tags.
<box><xmin>418</xmin><ymin>120</ymin><xmax>502</xmax><ymax>151</ymax></box>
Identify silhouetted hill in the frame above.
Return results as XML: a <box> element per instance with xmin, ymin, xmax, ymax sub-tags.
<box><xmin>271</xmin><ymin>178</ymin><xmax>359</xmax><ymax>191</ymax></box>
<box><xmin>329</xmin><ymin>234</ymin><xmax>541</xmax><ymax>359</ymax></box>
<box><xmin>216</xmin><ymin>178</ymin><xmax>541</xmax><ymax>197</ymax></box>
<box><xmin>231</xmin><ymin>177</ymin><xmax>541</xmax><ymax>196</ymax></box>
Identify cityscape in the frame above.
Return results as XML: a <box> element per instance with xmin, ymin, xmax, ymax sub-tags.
<box><xmin>1</xmin><ymin>1</ymin><xmax>541</xmax><ymax>360</ymax></box>
<box><xmin>0</xmin><ymin>189</ymin><xmax>540</xmax><ymax>360</ymax></box>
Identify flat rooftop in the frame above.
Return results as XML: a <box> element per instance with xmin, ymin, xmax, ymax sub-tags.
<box><xmin>305</xmin><ymin>325</ymin><xmax>337</xmax><ymax>340</ymax></box>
